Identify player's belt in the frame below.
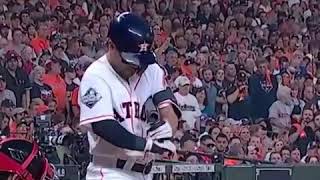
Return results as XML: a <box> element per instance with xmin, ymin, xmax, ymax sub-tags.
<box><xmin>90</xmin><ymin>156</ymin><xmax>153</xmax><ymax>174</ymax></box>
<box><xmin>116</xmin><ymin>159</ymin><xmax>153</xmax><ymax>174</ymax></box>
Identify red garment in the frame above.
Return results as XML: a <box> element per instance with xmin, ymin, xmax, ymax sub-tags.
<box><xmin>195</xmin><ymin>147</ymin><xmax>212</xmax><ymax>164</ymax></box>
<box><xmin>31</xmin><ymin>37</ymin><xmax>50</xmax><ymax>55</ymax></box>
<box><xmin>23</xmin><ymin>61</ymin><xmax>34</xmax><ymax>74</ymax></box>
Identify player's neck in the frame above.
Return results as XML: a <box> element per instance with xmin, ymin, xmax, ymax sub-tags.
<box><xmin>107</xmin><ymin>53</ymin><xmax>131</xmax><ymax>81</ymax></box>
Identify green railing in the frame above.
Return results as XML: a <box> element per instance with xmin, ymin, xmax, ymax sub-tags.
<box><xmin>152</xmin><ymin>163</ymin><xmax>320</xmax><ymax>180</ymax></box>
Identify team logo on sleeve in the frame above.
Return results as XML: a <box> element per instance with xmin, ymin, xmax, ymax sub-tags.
<box><xmin>81</xmin><ymin>88</ymin><xmax>102</xmax><ymax>108</ymax></box>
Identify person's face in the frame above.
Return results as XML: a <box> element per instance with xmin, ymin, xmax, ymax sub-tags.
<box><xmin>249</xmin><ymin>137</ymin><xmax>261</xmax><ymax>148</ymax></box>
<box><xmin>275</xmin><ymin>141</ymin><xmax>284</xmax><ymax>152</ymax></box>
<box><xmin>203</xmin><ymin>69</ymin><xmax>213</xmax><ymax>82</ymax></box>
<box><xmin>22</xmin><ymin>47</ymin><xmax>34</xmax><ymax>61</ymax></box>
<box><xmin>13</xmin><ymin>30</ymin><xmax>23</xmax><ymax>43</ymax></box>
<box><xmin>270</xmin><ymin>153</ymin><xmax>282</xmax><ymax>164</ymax></box>
<box><xmin>302</xmin><ymin>109</ymin><xmax>314</xmax><ymax>123</ymax></box>
<box><xmin>146</xmin><ymin>3</ymin><xmax>156</xmax><ymax>15</ymax></box>
<box><xmin>282</xmin><ymin>73</ymin><xmax>290</xmax><ymax>86</ymax></box>
<box><xmin>28</xmin><ymin>25</ymin><xmax>36</xmax><ymax>36</ymax></box>
<box><xmin>176</xmin><ymin>36</ymin><xmax>187</xmax><ymax>49</ymax></box>
<box><xmin>225</xmin><ymin>64</ymin><xmax>236</xmax><ymax>77</ymax></box>
<box><xmin>132</xmin><ymin>3</ymin><xmax>145</xmax><ymax>16</ymax></box>
<box><xmin>216</xmin><ymin>69</ymin><xmax>224</xmax><ymax>81</ymax></box>
<box><xmin>7</xmin><ymin>59</ymin><xmax>18</xmax><ymax>71</ymax></box>
<box><xmin>240</xmin><ymin>127</ymin><xmax>250</xmax><ymax>142</ymax></box>
<box><xmin>179</xmin><ymin>84</ymin><xmax>190</xmax><ymax>95</ymax></box>
<box><xmin>2</xmin><ymin>106</ymin><xmax>15</xmax><ymax>117</ymax></box>
<box><xmin>166</xmin><ymin>51</ymin><xmax>178</xmax><ymax>65</ymax></box>
<box><xmin>0</xmin><ymin>116</ymin><xmax>8</xmax><ymax>130</ymax></box>
<box><xmin>153</xmin><ymin>25</ymin><xmax>161</xmax><ymax>36</ymax></box>
<box><xmin>229</xmin><ymin>138</ymin><xmax>241</xmax><ymax>147</ymax></box>
<box><xmin>304</xmin><ymin>86</ymin><xmax>314</xmax><ymax>101</ymax></box>
<box><xmin>222</xmin><ymin>127</ymin><xmax>231</xmax><ymax>139</ymax></box>
<box><xmin>38</xmin><ymin>24</ymin><xmax>49</xmax><ymax>37</ymax></box>
<box><xmin>210</xmin><ymin>127</ymin><xmax>220</xmax><ymax>140</ymax></box>
<box><xmin>34</xmin><ymin>68</ymin><xmax>45</xmax><ymax>82</ymax></box>
<box><xmin>281</xmin><ymin>149</ymin><xmax>291</xmax><ymax>161</ymax></box>
<box><xmin>196</xmin><ymin>89</ymin><xmax>206</xmax><ymax>102</ymax></box>
<box><xmin>314</xmin><ymin>115</ymin><xmax>320</xmax><ymax>128</ymax></box>
<box><xmin>291</xmin><ymin>149</ymin><xmax>301</xmax><ymax>163</ymax></box>
<box><xmin>258</xmin><ymin>62</ymin><xmax>268</xmax><ymax>74</ymax></box>
<box><xmin>216</xmin><ymin>137</ymin><xmax>228</xmax><ymax>152</ymax></box>
<box><xmin>247</xmin><ymin>147</ymin><xmax>258</xmax><ymax>159</ymax></box>
<box><xmin>201</xmin><ymin>138</ymin><xmax>215</xmax><ymax>153</ymax></box>
<box><xmin>182</xmin><ymin>140</ymin><xmax>196</xmax><ymax>151</ymax></box>
<box><xmin>291</xmin><ymin>88</ymin><xmax>298</xmax><ymax>98</ymax></box>
<box><xmin>21</xmin><ymin>13</ymin><xmax>30</xmax><ymax>23</ymax></box>
<box><xmin>0</xmin><ymin>79</ymin><xmax>6</xmax><ymax>91</ymax></box>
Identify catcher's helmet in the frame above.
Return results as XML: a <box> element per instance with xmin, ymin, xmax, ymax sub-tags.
<box><xmin>0</xmin><ymin>138</ymin><xmax>55</xmax><ymax>180</ymax></box>
<box><xmin>108</xmin><ymin>12</ymin><xmax>156</xmax><ymax>69</ymax></box>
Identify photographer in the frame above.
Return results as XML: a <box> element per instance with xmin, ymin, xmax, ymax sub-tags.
<box><xmin>226</xmin><ymin>64</ymin><xmax>250</xmax><ymax>120</ymax></box>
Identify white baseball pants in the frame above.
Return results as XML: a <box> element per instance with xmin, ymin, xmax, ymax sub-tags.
<box><xmin>85</xmin><ymin>163</ymin><xmax>153</xmax><ymax>180</ymax></box>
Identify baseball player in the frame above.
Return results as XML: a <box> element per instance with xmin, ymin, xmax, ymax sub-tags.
<box><xmin>79</xmin><ymin>12</ymin><xmax>181</xmax><ymax>180</ymax></box>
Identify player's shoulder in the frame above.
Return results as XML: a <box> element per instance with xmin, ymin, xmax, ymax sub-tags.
<box><xmin>82</xmin><ymin>55</ymin><xmax>112</xmax><ymax>81</ymax></box>
<box><xmin>144</xmin><ymin>63</ymin><xmax>167</xmax><ymax>76</ymax></box>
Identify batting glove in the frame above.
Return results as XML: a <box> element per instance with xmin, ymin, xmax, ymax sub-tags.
<box><xmin>145</xmin><ymin>138</ymin><xmax>176</xmax><ymax>156</ymax></box>
<box><xmin>147</xmin><ymin>120</ymin><xmax>173</xmax><ymax>140</ymax></box>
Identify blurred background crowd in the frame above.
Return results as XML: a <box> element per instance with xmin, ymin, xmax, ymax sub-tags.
<box><xmin>2</xmin><ymin>0</ymin><xmax>320</xmax><ymax>178</ymax></box>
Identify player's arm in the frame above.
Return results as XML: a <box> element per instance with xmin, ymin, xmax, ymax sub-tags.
<box><xmin>151</xmin><ymin>65</ymin><xmax>181</xmax><ymax>132</ymax></box>
<box><xmin>79</xmin><ymin>74</ymin><xmax>173</xmax><ymax>154</ymax></box>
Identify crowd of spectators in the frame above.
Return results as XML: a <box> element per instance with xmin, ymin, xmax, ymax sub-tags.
<box><xmin>1</xmin><ymin>0</ymin><xmax>320</xmax><ymax>172</ymax></box>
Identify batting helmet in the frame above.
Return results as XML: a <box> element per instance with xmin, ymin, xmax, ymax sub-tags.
<box><xmin>108</xmin><ymin>12</ymin><xmax>156</xmax><ymax>69</ymax></box>
<box><xmin>0</xmin><ymin>138</ymin><xmax>56</xmax><ymax>180</ymax></box>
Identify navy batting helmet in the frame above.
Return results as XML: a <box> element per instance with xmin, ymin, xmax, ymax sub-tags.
<box><xmin>108</xmin><ymin>12</ymin><xmax>156</xmax><ymax>69</ymax></box>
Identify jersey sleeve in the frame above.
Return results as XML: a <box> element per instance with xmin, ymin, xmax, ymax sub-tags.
<box><xmin>79</xmin><ymin>74</ymin><xmax>115</xmax><ymax>127</ymax></box>
<box><xmin>150</xmin><ymin>64</ymin><xmax>167</xmax><ymax>95</ymax></box>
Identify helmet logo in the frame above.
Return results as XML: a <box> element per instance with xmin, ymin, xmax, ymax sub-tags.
<box><xmin>139</xmin><ymin>43</ymin><xmax>149</xmax><ymax>52</ymax></box>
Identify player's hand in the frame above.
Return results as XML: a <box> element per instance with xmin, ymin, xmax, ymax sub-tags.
<box><xmin>145</xmin><ymin>139</ymin><xmax>176</xmax><ymax>156</ymax></box>
<box><xmin>147</xmin><ymin>121</ymin><xmax>173</xmax><ymax>140</ymax></box>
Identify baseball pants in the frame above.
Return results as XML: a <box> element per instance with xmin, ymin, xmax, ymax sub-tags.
<box><xmin>85</xmin><ymin>163</ymin><xmax>153</xmax><ymax>180</ymax></box>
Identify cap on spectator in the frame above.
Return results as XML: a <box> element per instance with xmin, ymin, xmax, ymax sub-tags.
<box><xmin>5</xmin><ymin>50</ymin><xmax>19</xmax><ymax>62</ymax></box>
<box><xmin>176</xmin><ymin>76</ymin><xmax>190</xmax><ymax>86</ymax></box>
<box><xmin>12</xmin><ymin>108</ymin><xmax>26</xmax><ymax>116</ymax></box>
<box><xmin>1</xmin><ymin>99</ymin><xmax>15</xmax><ymax>108</ymax></box>
<box><xmin>50</xmin><ymin>32</ymin><xmax>62</xmax><ymax>42</ymax></box>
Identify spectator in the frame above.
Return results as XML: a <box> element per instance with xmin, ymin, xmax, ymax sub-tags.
<box><xmin>29</xmin><ymin>66</ymin><xmax>54</xmax><ymax>104</ymax></box>
<box><xmin>31</xmin><ymin>21</ymin><xmax>50</xmax><ymax>55</ymax></box>
<box><xmin>43</xmin><ymin>58</ymin><xmax>66</xmax><ymax>112</ymax></box>
<box><xmin>249</xmin><ymin>60</ymin><xmax>278</xmax><ymax>119</ymax></box>
<box><xmin>216</xmin><ymin>133</ymin><xmax>229</xmax><ymax>153</ymax></box>
<box><xmin>2</xmin><ymin>50</ymin><xmax>30</xmax><ymax>108</ymax></box>
<box><xmin>269</xmin><ymin>85</ymin><xmax>293</xmax><ymax>134</ymax></box>
<box><xmin>174</xmin><ymin>75</ymin><xmax>201</xmax><ymax>130</ymax></box>
<box><xmin>0</xmin><ymin>74</ymin><xmax>16</xmax><ymax>105</ymax></box>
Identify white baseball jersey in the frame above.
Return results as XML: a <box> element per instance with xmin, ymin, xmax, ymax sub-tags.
<box><xmin>79</xmin><ymin>55</ymin><xmax>167</xmax><ymax>160</ymax></box>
